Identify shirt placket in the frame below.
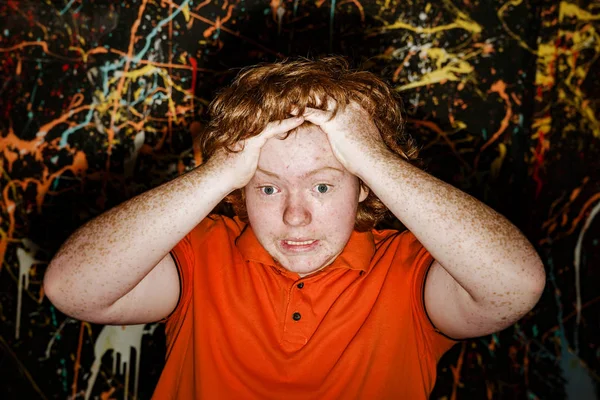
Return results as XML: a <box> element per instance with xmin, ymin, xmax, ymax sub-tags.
<box><xmin>281</xmin><ymin>279</ymin><xmax>312</xmax><ymax>350</ymax></box>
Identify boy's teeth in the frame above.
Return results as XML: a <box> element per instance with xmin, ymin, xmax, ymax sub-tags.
<box><xmin>285</xmin><ymin>240</ymin><xmax>315</xmax><ymax>245</ymax></box>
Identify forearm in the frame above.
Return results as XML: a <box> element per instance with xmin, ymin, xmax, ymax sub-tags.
<box><xmin>359</xmin><ymin>152</ymin><xmax>545</xmax><ymax>305</ymax></box>
<box><xmin>44</xmin><ymin>160</ymin><xmax>232</xmax><ymax>309</ymax></box>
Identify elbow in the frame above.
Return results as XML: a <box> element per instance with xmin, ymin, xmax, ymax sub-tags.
<box><xmin>530</xmin><ymin>255</ymin><xmax>546</xmax><ymax>299</ymax></box>
<box><xmin>519</xmin><ymin>256</ymin><xmax>547</xmax><ymax>313</ymax></box>
<box><xmin>43</xmin><ymin>261</ymin><xmax>70</xmax><ymax>316</ymax></box>
<box><xmin>43</xmin><ymin>260</ymin><xmax>87</xmax><ymax>321</ymax></box>
<box><xmin>43</xmin><ymin>260</ymin><xmax>121</xmax><ymax>324</ymax></box>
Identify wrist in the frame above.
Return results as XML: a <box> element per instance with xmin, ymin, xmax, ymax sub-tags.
<box><xmin>197</xmin><ymin>156</ymin><xmax>243</xmax><ymax>194</ymax></box>
<box><xmin>353</xmin><ymin>146</ymin><xmax>400</xmax><ymax>181</ymax></box>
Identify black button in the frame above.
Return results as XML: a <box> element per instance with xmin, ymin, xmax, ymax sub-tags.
<box><xmin>297</xmin><ymin>282</ymin><xmax>304</xmax><ymax>289</ymax></box>
<box><xmin>292</xmin><ymin>312</ymin><xmax>302</xmax><ymax>321</ymax></box>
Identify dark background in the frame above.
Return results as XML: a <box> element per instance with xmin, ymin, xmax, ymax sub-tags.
<box><xmin>1</xmin><ymin>0</ymin><xmax>599</xmax><ymax>399</ymax></box>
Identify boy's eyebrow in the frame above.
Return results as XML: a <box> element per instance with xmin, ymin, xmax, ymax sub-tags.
<box><xmin>256</xmin><ymin>166</ymin><xmax>344</xmax><ymax>178</ymax></box>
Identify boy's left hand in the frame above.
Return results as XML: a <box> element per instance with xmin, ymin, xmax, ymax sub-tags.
<box><xmin>299</xmin><ymin>99</ymin><xmax>390</xmax><ymax>177</ymax></box>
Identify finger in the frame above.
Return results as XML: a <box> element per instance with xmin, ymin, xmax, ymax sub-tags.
<box><xmin>302</xmin><ymin>107</ymin><xmax>332</xmax><ymax>125</ymax></box>
<box><xmin>311</xmin><ymin>96</ymin><xmax>337</xmax><ymax>111</ymax></box>
<box><xmin>259</xmin><ymin>116</ymin><xmax>304</xmax><ymax>140</ymax></box>
<box><xmin>324</xmin><ymin>97</ymin><xmax>337</xmax><ymax>111</ymax></box>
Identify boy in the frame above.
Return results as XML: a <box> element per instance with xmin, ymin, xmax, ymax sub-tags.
<box><xmin>44</xmin><ymin>57</ymin><xmax>545</xmax><ymax>398</ymax></box>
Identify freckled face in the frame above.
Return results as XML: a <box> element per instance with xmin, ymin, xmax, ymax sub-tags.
<box><xmin>245</xmin><ymin>124</ymin><xmax>368</xmax><ymax>277</ymax></box>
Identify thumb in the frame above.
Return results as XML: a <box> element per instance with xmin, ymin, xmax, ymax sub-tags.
<box><xmin>302</xmin><ymin>107</ymin><xmax>333</xmax><ymax>126</ymax></box>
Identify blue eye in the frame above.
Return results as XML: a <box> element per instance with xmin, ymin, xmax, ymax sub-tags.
<box><xmin>316</xmin><ymin>184</ymin><xmax>330</xmax><ymax>194</ymax></box>
<box><xmin>261</xmin><ymin>186</ymin><xmax>277</xmax><ymax>195</ymax></box>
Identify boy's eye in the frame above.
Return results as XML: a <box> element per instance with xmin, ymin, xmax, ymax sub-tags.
<box><xmin>315</xmin><ymin>184</ymin><xmax>330</xmax><ymax>194</ymax></box>
<box><xmin>261</xmin><ymin>186</ymin><xmax>278</xmax><ymax>195</ymax></box>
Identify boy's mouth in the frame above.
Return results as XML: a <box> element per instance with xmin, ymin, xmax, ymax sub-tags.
<box><xmin>284</xmin><ymin>239</ymin><xmax>316</xmax><ymax>245</ymax></box>
<box><xmin>280</xmin><ymin>239</ymin><xmax>319</xmax><ymax>252</ymax></box>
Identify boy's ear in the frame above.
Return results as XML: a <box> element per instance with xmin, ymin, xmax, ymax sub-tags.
<box><xmin>359</xmin><ymin>182</ymin><xmax>369</xmax><ymax>202</ymax></box>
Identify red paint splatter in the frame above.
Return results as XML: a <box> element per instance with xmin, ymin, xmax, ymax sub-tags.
<box><xmin>532</xmin><ymin>127</ymin><xmax>546</xmax><ymax>198</ymax></box>
<box><xmin>188</xmin><ymin>56</ymin><xmax>197</xmax><ymax>95</ymax></box>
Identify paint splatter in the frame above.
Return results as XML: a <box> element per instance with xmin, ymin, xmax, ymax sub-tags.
<box><xmin>0</xmin><ymin>0</ymin><xmax>598</xmax><ymax>398</ymax></box>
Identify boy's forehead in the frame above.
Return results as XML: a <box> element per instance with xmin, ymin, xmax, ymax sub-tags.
<box><xmin>257</xmin><ymin>125</ymin><xmax>345</xmax><ymax>177</ymax></box>
<box><xmin>262</xmin><ymin>124</ymin><xmax>329</xmax><ymax>153</ymax></box>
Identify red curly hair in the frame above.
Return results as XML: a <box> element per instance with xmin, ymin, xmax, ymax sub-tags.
<box><xmin>197</xmin><ymin>56</ymin><xmax>421</xmax><ymax>231</ymax></box>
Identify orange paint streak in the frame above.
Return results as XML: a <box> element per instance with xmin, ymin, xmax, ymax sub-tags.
<box><xmin>269</xmin><ymin>0</ymin><xmax>280</xmax><ymax>20</ymax></box>
<box><xmin>473</xmin><ymin>80</ymin><xmax>513</xmax><ymax>170</ymax></box>
<box><xmin>407</xmin><ymin>118</ymin><xmax>471</xmax><ymax>169</ymax></box>
<box><xmin>0</xmin><ymin>41</ymin><xmax>80</xmax><ymax>62</ymax></box>
<box><xmin>486</xmin><ymin>380</ymin><xmax>494</xmax><ymax>400</ymax></box>
<box><xmin>532</xmin><ymin>126</ymin><xmax>547</xmax><ymax>198</ymax></box>
<box><xmin>566</xmin><ymin>193</ymin><xmax>600</xmax><ymax>236</ymax></box>
<box><xmin>169</xmin><ymin>2</ymin><xmax>174</xmax><ymax>145</ymax></box>
<box><xmin>16</xmin><ymin>150</ymin><xmax>88</xmax><ymax>213</ymax></box>
<box><xmin>100</xmin><ymin>387</ymin><xmax>116</xmax><ymax>400</ymax></box>
<box><xmin>38</xmin><ymin>105</ymin><xmax>93</xmax><ymax>143</ymax></box>
<box><xmin>1</xmin><ymin>125</ymin><xmax>45</xmax><ymax>161</ymax></box>
<box><xmin>67</xmin><ymin>93</ymin><xmax>85</xmax><ymax>111</ymax></box>
<box><xmin>449</xmin><ymin>342</ymin><xmax>466</xmax><ymax>400</ymax></box>
<box><xmin>194</xmin><ymin>0</ymin><xmax>212</xmax><ymax>11</ymax></box>
<box><xmin>480</xmin><ymin>80</ymin><xmax>512</xmax><ymax>153</ymax></box>
<box><xmin>524</xmin><ymin>342</ymin><xmax>530</xmax><ymax>386</ymax></box>
<box><xmin>540</xmin><ymin>178</ymin><xmax>589</xmax><ymax>240</ymax></box>
<box><xmin>162</xmin><ymin>0</ymin><xmax>283</xmax><ymax>58</ymax></box>
<box><xmin>473</xmin><ymin>41</ymin><xmax>495</xmax><ymax>55</ymax></box>
<box><xmin>3</xmin><ymin>148</ymin><xmax>18</xmax><ymax>171</ymax></box>
<box><xmin>1</xmin><ymin>183</ymin><xmax>17</xmax><ymax>272</ymax></box>
<box><xmin>0</xmin><ymin>232</ymin><xmax>7</xmax><ymax>273</ymax></box>
<box><xmin>68</xmin><ymin>46</ymin><xmax>109</xmax><ymax>62</ymax></box>
<box><xmin>393</xmin><ymin>51</ymin><xmax>416</xmax><ymax>82</ymax></box>
<box><xmin>108</xmin><ymin>48</ymin><xmax>205</xmax><ymax>71</ymax></box>
<box><xmin>108</xmin><ymin>0</ymin><xmax>149</xmax><ymax>162</ymax></box>
<box><xmin>190</xmin><ymin>121</ymin><xmax>203</xmax><ymax>166</ymax></box>
<box><xmin>71</xmin><ymin>321</ymin><xmax>86</xmax><ymax>398</ymax></box>
<box><xmin>338</xmin><ymin>0</ymin><xmax>365</xmax><ymax>22</ymax></box>
<box><xmin>116</xmin><ymin>120</ymin><xmax>146</xmax><ymax>133</ymax></box>
<box><xmin>510</xmin><ymin>92</ymin><xmax>522</xmax><ymax>106</ymax></box>
<box><xmin>203</xmin><ymin>5</ymin><xmax>234</xmax><ymax>38</ymax></box>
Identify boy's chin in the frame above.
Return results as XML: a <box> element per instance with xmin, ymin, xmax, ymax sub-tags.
<box><xmin>279</xmin><ymin>260</ymin><xmax>328</xmax><ymax>277</ymax></box>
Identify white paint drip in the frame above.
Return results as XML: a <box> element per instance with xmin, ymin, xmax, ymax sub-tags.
<box><xmin>573</xmin><ymin>200</ymin><xmax>600</xmax><ymax>328</ymax></box>
<box><xmin>84</xmin><ymin>323</ymin><xmax>157</xmax><ymax>400</ymax></box>
<box><xmin>277</xmin><ymin>5</ymin><xmax>286</xmax><ymax>34</ymax></box>
<box><xmin>16</xmin><ymin>239</ymin><xmax>42</xmax><ymax>340</ymax></box>
<box><xmin>124</xmin><ymin>130</ymin><xmax>146</xmax><ymax>178</ymax></box>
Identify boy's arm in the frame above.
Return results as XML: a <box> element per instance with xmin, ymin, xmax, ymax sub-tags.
<box><xmin>303</xmin><ymin>102</ymin><xmax>545</xmax><ymax>339</ymax></box>
<box><xmin>362</xmin><ymin>155</ymin><xmax>545</xmax><ymax>339</ymax></box>
<box><xmin>43</xmin><ymin>117</ymin><xmax>304</xmax><ymax>325</ymax></box>
<box><xmin>43</xmin><ymin>161</ymin><xmax>233</xmax><ymax>325</ymax></box>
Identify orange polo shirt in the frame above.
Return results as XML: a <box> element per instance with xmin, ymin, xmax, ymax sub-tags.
<box><xmin>153</xmin><ymin>215</ymin><xmax>457</xmax><ymax>399</ymax></box>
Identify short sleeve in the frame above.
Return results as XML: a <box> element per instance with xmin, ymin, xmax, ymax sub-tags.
<box><xmin>163</xmin><ymin>215</ymin><xmax>243</xmax><ymax>331</ymax></box>
<box><xmin>167</xmin><ymin>233</ymin><xmax>195</xmax><ymax>324</ymax></box>
<box><xmin>406</xmin><ymin>232</ymin><xmax>459</xmax><ymax>359</ymax></box>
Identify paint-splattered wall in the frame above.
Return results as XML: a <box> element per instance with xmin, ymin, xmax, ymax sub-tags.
<box><xmin>1</xmin><ymin>0</ymin><xmax>598</xmax><ymax>399</ymax></box>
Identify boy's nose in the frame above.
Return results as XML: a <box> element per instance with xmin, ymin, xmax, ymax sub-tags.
<box><xmin>283</xmin><ymin>198</ymin><xmax>312</xmax><ymax>227</ymax></box>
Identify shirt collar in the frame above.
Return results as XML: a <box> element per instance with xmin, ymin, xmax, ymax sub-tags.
<box><xmin>235</xmin><ymin>223</ymin><xmax>376</xmax><ymax>275</ymax></box>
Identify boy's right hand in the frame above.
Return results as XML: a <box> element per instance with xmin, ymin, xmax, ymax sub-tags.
<box><xmin>208</xmin><ymin>117</ymin><xmax>305</xmax><ymax>190</ymax></box>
